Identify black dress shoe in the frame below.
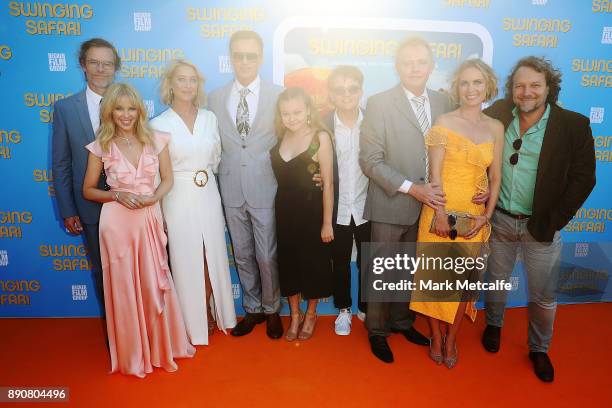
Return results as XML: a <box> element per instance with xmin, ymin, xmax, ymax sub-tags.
<box><xmin>266</xmin><ymin>313</ymin><xmax>283</xmax><ymax>339</ymax></box>
<box><xmin>369</xmin><ymin>335</ymin><xmax>394</xmax><ymax>363</ymax></box>
<box><xmin>390</xmin><ymin>327</ymin><xmax>430</xmax><ymax>346</ymax></box>
<box><xmin>529</xmin><ymin>352</ymin><xmax>554</xmax><ymax>382</ymax></box>
<box><xmin>482</xmin><ymin>325</ymin><xmax>501</xmax><ymax>353</ymax></box>
<box><xmin>231</xmin><ymin>313</ymin><xmax>266</xmax><ymax>337</ymax></box>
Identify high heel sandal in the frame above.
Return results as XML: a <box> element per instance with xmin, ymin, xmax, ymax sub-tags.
<box><xmin>443</xmin><ymin>337</ymin><xmax>458</xmax><ymax>369</ymax></box>
<box><xmin>429</xmin><ymin>337</ymin><xmax>443</xmax><ymax>365</ymax></box>
<box><xmin>298</xmin><ymin>313</ymin><xmax>317</xmax><ymax>340</ymax></box>
<box><xmin>285</xmin><ymin>312</ymin><xmax>304</xmax><ymax>342</ymax></box>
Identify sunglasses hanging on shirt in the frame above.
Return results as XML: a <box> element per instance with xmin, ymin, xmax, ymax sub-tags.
<box><xmin>509</xmin><ymin>138</ymin><xmax>523</xmax><ymax>165</ymax></box>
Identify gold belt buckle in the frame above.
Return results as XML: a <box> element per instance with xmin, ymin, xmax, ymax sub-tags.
<box><xmin>193</xmin><ymin>169</ymin><xmax>208</xmax><ymax>187</ymax></box>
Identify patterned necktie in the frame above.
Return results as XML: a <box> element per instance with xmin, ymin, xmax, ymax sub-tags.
<box><xmin>236</xmin><ymin>87</ymin><xmax>250</xmax><ymax>139</ymax></box>
<box><xmin>413</xmin><ymin>95</ymin><xmax>431</xmax><ymax>183</ymax></box>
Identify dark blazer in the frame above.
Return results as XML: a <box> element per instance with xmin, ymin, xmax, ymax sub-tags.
<box><xmin>484</xmin><ymin>99</ymin><xmax>596</xmax><ymax>242</ymax></box>
<box><xmin>52</xmin><ymin>90</ymin><xmax>103</xmax><ymax>225</ymax></box>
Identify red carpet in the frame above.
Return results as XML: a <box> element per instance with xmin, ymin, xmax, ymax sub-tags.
<box><xmin>1</xmin><ymin>303</ymin><xmax>611</xmax><ymax>407</ymax></box>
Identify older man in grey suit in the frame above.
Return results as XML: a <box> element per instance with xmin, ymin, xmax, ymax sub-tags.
<box><xmin>208</xmin><ymin>30</ymin><xmax>284</xmax><ymax>339</ymax></box>
<box><xmin>52</xmin><ymin>38</ymin><xmax>120</xmax><ymax>321</ymax></box>
<box><xmin>359</xmin><ymin>37</ymin><xmax>454</xmax><ymax>363</ymax></box>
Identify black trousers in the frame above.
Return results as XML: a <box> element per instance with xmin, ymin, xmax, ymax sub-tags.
<box><xmin>82</xmin><ymin>222</ymin><xmax>105</xmax><ymax>315</ymax></box>
<box><xmin>365</xmin><ymin>221</ymin><xmax>418</xmax><ymax>337</ymax></box>
<box><xmin>332</xmin><ymin>217</ymin><xmax>371</xmax><ymax>312</ymax></box>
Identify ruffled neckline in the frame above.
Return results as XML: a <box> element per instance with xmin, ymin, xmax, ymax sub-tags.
<box><xmin>431</xmin><ymin>125</ymin><xmax>494</xmax><ymax>147</ymax></box>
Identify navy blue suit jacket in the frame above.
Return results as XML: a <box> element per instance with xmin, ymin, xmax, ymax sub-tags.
<box><xmin>52</xmin><ymin>90</ymin><xmax>103</xmax><ymax>225</ymax></box>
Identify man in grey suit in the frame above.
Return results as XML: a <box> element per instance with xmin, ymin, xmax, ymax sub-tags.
<box><xmin>359</xmin><ymin>37</ymin><xmax>453</xmax><ymax>363</ymax></box>
<box><xmin>208</xmin><ymin>30</ymin><xmax>284</xmax><ymax>339</ymax></box>
<box><xmin>52</xmin><ymin>38</ymin><xmax>120</xmax><ymax>320</ymax></box>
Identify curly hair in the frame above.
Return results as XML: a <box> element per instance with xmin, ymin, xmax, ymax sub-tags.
<box><xmin>505</xmin><ymin>56</ymin><xmax>562</xmax><ymax>104</ymax></box>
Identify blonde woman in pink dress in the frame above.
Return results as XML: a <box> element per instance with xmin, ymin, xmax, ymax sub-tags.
<box><xmin>83</xmin><ymin>83</ymin><xmax>195</xmax><ymax>378</ymax></box>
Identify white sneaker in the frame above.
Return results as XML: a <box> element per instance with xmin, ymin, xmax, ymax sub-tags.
<box><xmin>335</xmin><ymin>309</ymin><xmax>352</xmax><ymax>335</ymax></box>
<box><xmin>357</xmin><ymin>311</ymin><xmax>366</xmax><ymax>322</ymax></box>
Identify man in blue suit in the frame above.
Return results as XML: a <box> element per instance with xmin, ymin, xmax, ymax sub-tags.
<box><xmin>52</xmin><ymin>38</ymin><xmax>120</xmax><ymax>317</ymax></box>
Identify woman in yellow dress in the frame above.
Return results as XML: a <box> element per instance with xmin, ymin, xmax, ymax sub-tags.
<box><xmin>410</xmin><ymin>59</ymin><xmax>504</xmax><ymax>368</ymax></box>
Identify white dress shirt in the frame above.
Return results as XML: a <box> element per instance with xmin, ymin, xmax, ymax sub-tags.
<box><xmin>227</xmin><ymin>76</ymin><xmax>260</xmax><ymax>128</ymax></box>
<box><xmin>398</xmin><ymin>87</ymin><xmax>431</xmax><ymax>193</ymax></box>
<box><xmin>86</xmin><ymin>85</ymin><xmax>103</xmax><ymax>133</ymax></box>
<box><xmin>334</xmin><ymin>111</ymin><xmax>368</xmax><ymax>226</ymax></box>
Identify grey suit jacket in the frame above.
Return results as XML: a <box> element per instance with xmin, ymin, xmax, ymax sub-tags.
<box><xmin>208</xmin><ymin>80</ymin><xmax>283</xmax><ymax>209</ymax></box>
<box><xmin>52</xmin><ymin>90</ymin><xmax>102</xmax><ymax>225</ymax></box>
<box><xmin>359</xmin><ymin>85</ymin><xmax>452</xmax><ymax>226</ymax></box>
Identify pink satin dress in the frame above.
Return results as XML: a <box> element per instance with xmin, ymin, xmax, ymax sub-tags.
<box><xmin>86</xmin><ymin>131</ymin><xmax>195</xmax><ymax>378</ymax></box>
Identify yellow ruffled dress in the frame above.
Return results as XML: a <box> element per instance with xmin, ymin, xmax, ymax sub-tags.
<box><xmin>409</xmin><ymin>125</ymin><xmax>493</xmax><ymax>324</ymax></box>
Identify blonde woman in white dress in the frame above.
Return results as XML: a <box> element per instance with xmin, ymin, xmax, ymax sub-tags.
<box><xmin>151</xmin><ymin>59</ymin><xmax>236</xmax><ymax>345</ymax></box>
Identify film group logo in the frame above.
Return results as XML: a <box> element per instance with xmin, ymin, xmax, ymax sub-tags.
<box><xmin>0</xmin><ymin>250</ymin><xmax>8</xmax><ymax>267</ymax></box>
<box><xmin>602</xmin><ymin>27</ymin><xmax>612</xmax><ymax>44</ymax></box>
<box><xmin>133</xmin><ymin>12</ymin><xmax>152</xmax><ymax>32</ymax></box>
<box><xmin>71</xmin><ymin>284</ymin><xmax>87</xmax><ymax>301</ymax></box>
<box><xmin>143</xmin><ymin>100</ymin><xmax>155</xmax><ymax>118</ymax></box>
<box><xmin>218</xmin><ymin>55</ymin><xmax>232</xmax><ymax>74</ymax></box>
<box><xmin>590</xmin><ymin>107</ymin><xmax>605</xmax><ymax>124</ymax></box>
<box><xmin>48</xmin><ymin>53</ymin><xmax>66</xmax><ymax>71</ymax></box>
<box><xmin>232</xmin><ymin>283</ymin><xmax>241</xmax><ymax>299</ymax></box>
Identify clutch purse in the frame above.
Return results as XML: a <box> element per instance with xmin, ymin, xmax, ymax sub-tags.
<box><xmin>429</xmin><ymin>211</ymin><xmax>475</xmax><ymax>238</ymax></box>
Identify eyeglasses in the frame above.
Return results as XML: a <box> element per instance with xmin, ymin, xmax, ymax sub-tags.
<box><xmin>448</xmin><ymin>214</ymin><xmax>457</xmax><ymax>240</ymax></box>
<box><xmin>231</xmin><ymin>52</ymin><xmax>259</xmax><ymax>62</ymax></box>
<box><xmin>509</xmin><ymin>138</ymin><xmax>523</xmax><ymax>165</ymax></box>
<box><xmin>86</xmin><ymin>59</ymin><xmax>115</xmax><ymax>70</ymax></box>
<box><xmin>331</xmin><ymin>85</ymin><xmax>361</xmax><ymax>96</ymax></box>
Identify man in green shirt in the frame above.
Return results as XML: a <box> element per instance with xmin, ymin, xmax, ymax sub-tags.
<box><xmin>482</xmin><ymin>57</ymin><xmax>596</xmax><ymax>382</ymax></box>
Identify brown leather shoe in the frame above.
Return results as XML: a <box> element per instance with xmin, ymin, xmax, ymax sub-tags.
<box><xmin>231</xmin><ymin>313</ymin><xmax>266</xmax><ymax>337</ymax></box>
<box><xmin>266</xmin><ymin>313</ymin><xmax>283</xmax><ymax>339</ymax></box>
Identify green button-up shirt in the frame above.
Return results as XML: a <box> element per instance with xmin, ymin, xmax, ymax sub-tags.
<box><xmin>498</xmin><ymin>104</ymin><xmax>550</xmax><ymax>215</ymax></box>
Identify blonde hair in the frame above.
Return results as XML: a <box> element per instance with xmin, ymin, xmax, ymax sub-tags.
<box><xmin>450</xmin><ymin>58</ymin><xmax>498</xmax><ymax>104</ymax></box>
<box><xmin>159</xmin><ymin>59</ymin><xmax>206</xmax><ymax>107</ymax></box>
<box><xmin>274</xmin><ymin>87</ymin><xmax>331</xmax><ymax>141</ymax></box>
<box><xmin>97</xmin><ymin>83</ymin><xmax>155</xmax><ymax>153</ymax></box>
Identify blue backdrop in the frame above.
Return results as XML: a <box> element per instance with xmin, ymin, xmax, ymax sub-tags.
<box><xmin>0</xmin><ymin>0</ymin><xmax>610</xmax><ymax>317</ymax></box>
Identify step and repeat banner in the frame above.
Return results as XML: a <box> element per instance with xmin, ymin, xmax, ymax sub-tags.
<box><xmin>0</xmin><ymin>0</ymin><xmax>610</xmax><ymax>317</ymax></box>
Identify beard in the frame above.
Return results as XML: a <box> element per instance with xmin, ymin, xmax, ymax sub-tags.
<box><xmin>516</xmin><ymin>98</ymin><xmax>545</xmax><ymax>113</ymax></box>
